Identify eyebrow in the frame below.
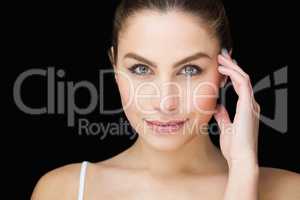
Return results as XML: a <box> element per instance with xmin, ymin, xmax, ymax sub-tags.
<box><xmin>123</xmin><ymin>51</ymin><xmax>212</xmax><ymax>68</ymax></box>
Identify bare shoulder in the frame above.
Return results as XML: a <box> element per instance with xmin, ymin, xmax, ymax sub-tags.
<box><xmin>259</xmin><ymin>167</ymin><xmax>300</xmax><ymax>200</ymax></box>
<box><xmin>31</xmin><ymin>163</ymin><xmax>83</xmax><ymax>200</ymax></box>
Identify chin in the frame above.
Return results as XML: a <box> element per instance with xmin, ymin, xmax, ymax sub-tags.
<box><xmin>138</xmin><ymin>129</ymin><xmax>197</xmax><ymax>152</ymax></box>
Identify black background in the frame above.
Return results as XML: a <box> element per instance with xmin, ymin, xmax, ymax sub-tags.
<box><xmin>4</xmin><ymin>1</ymin><xmax>298</xmax><ymax>199</ymax></box>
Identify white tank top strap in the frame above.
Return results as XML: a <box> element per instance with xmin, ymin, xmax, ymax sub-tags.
<box><xmin>78</xmin><ymin>161</ymin><xmax>88</xmax><ymax>200</ymax></box>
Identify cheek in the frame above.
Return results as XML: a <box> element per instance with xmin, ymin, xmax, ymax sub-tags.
<box><xmin>116</xmin><ymin>75</ymin><xmax>150</xmax><ymax>123</ymax></box>
<box><xmin>116</xmin><ymin>74</ymin><xmax>134</xmax><ymax>111</ymax></box>
<box><xmin>191</xmin><ymin>85</ymin><xmax>218</xmax><ymax>114</ymax></box>
<box><xmin>189</xmin><ymin>73</ymin><xmax>220</xmax><ymax>115</ymax></box>
<box><xmin>116</xmin><ymin>75</ymin><xmax>142</xmax><ymax>130</ymax></box>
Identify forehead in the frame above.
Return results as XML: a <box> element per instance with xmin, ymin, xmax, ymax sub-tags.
<box><xmin>118</xmin><ymin>10</ymin><xmax>219</xmax><ymax>61</ymax></box>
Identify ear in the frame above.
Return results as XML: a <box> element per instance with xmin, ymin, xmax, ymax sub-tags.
<box><xmin>108</xmin><ymin>46</ymin><xmax>116</xmax><ymax>67</ymax></box>
<box><xmin>108</xmin><ymin>46</ymin><xmax>119</xmax><ymax>82</ymax></box>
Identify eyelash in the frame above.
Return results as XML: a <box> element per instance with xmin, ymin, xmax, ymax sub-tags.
<box><xmin>128</xmin><ymin>64</ymin><xmax>203</xmax><ymax>77</ymax></box>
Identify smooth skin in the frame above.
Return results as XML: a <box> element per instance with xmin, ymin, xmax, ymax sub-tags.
<box><xmin>31</xmin><ymin>10</ymin><xmax>300</xmax><ymax>200</ymax></box>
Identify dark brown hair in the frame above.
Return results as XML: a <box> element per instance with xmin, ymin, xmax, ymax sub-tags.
<box><xmin>108</xmin><ymin>0</ymin><xmax>232</xmax><ymax>65</ymax></box>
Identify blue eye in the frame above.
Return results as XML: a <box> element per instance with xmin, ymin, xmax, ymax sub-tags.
<box><xmin>179</xmin><ymin>65</ymin><xmax>202</xmax><ymax>76</ymax></box>
<box><xmin>128</xmin><ymin>64</ymin><xmax>152</xmax><ymax>75</ymax></box>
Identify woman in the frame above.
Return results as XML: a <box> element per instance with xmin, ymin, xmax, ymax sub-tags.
<box><xmin>31</xmin><ymin>0</ymin><xmax>300</xmax><ymax>199</ymax></box>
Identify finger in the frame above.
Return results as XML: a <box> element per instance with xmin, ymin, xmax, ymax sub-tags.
<box><xmin>219</xmin><ymin>49</ymin><xmax>248</xmax><ymax>80</ymax></box>
<box><xmin>218</xmin><ymin>66</ymin><xmax>252</xmax><ymax>101</ymax></box>
<box><xmin>221</xmin><ymin>48</ymin><xmax>232</xmax><ymax>61</ymax></box>
<box><xmin>218</xmin><ymin>54</ymin><xmax>249</xmax><ymax>79</ymax></box>
<box><xmin>232</xmin><ymin>59</ymin><xmax>238</xmax><ymax>65</ymax></box>
<box><xmin>214</xmin><ymin>104</ymin><xmax>232</xmax><ymax>134</ymax></box>
<box><xmin>220</xmin><ymin>75</ymin><xmax>228</xmax><ymax>87</ymax></box>
<box><xmin>214</xmin><ymin>104</ymin><xmax>232</xmax><ymax>125</ymax></box>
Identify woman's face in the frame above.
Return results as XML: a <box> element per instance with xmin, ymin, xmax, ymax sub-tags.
<box><xmin>113</xmin><ymin>10</ymin><xmax>223</xmax><ymax>151</ymax></box>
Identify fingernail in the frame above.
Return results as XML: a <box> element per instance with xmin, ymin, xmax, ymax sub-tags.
<box><xmin>221</xmin><ymin>48</ymin><xmax>229</xmax><ymax>56</ymax></box>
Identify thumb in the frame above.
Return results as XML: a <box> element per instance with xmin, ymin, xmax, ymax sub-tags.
<box><xmin>214</xmin><ymin>104</ymin><xmax>232</xmax><ymax>133</ymax></box>
<box><xmin>214</xmin><ymin>105</ymin><xmax>233</xmax><ymax>160</ymax></box>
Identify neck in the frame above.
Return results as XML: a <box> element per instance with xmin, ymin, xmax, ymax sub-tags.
<box><xmin>129</xmin><ymin>133</ymin><xmax>228</xmax><ymax>176</ymax></box>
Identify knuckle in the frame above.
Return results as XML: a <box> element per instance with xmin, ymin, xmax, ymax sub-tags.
<box><xmin>257</xmin><ymin>104</ymin><xmax>261</xmax><ymax>112</ymax></box>
<box><xmin>254</xmin><ymin>102</ymin><xmax>261</xmax><ymax>112</ymax></box>
<box><xmin>245</xmin><ymin>74</ymin><xmax>250</xmax><ymax>81</ymax></box>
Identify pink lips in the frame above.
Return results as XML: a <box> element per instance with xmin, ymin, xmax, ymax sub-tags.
<box><xmin>144</xmin><ymin>119</ymin><xmax>189</xmax><ymax>134</ymax></box>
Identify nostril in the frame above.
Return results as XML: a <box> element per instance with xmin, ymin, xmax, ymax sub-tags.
<box><xmin>160</xmin><ymin>101</ymin><xmax>178</xmax><ymax>113</ymax></box>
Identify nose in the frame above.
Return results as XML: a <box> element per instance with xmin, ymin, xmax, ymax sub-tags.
<box><xmin>153</xmin><ymin>82</ymin><xmax>180</xmax><ymax>114</ymax></box>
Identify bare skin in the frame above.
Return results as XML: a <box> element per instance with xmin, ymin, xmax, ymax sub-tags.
<box><xmin>31</xmin><ymin>150</ymin><xmax>300</xmax><ymax>200</ymax></box>
<box><xmin>31</xmin><ymin>10</ymin><xmax>300</xmax><ymax>200</ymax></box>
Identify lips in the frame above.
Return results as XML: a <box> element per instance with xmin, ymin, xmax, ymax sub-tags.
<box><xmin>145</xmin><ymin>119</ymin><xmax>187</xmax><ymax>126</ymax></box>
<box><xmin>144</xmin><ymin>118</ymin><xmax>189</xmax><ymax>134</ymax></box>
